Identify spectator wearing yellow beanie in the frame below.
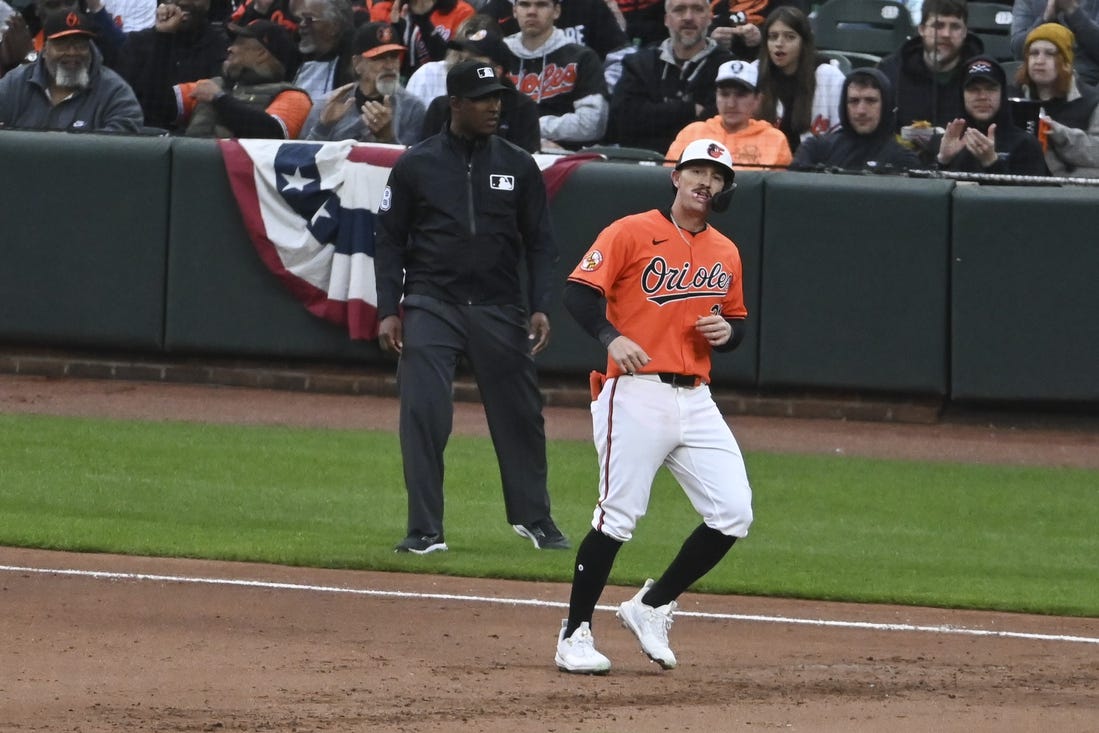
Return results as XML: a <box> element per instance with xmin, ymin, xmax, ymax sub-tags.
<box><xmin>1010</xmin><ymin>0</ymin><xmax>1099</xmax><ymax>87</ymax></box>
<box><xmin>1017</xmin><ymin>23</ymin><xmax>1099</xmax><ymax>178</ymax></box>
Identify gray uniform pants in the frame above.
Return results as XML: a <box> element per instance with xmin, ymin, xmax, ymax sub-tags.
<box><xmin>397</xmin><ymin>294</ymin><xmax>551</xmax><ymax>537</ymax></box>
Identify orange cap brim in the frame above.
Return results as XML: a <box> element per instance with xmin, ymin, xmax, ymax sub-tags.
<box><xmin>362</xmin><ymin>44</ymin><xmax>406</xmax><ymax>58</ymax></box>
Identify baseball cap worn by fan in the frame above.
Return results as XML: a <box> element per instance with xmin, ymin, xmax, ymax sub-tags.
<box><xmin>448</xmin><ymin>25</ymin><xmax>509</xmax><ymax>68</ymax></box>
<box><xmin>354</xmin><ymin>22</ymin><xmax>407</xmax><ymax>59</ymax></box>
<box><xmin>229</xmin><ymin>19</ymin><xmax>297</xmax><ymax>73</ymax></box>
<box><xmin>714</xmin><ymin>59</ymin><xmax>758</xmax><ymax>92</ymax></box>
<box><xmin>43</xmin><ymin>10</ymin><xmax>97</xmax><ymax>40</ymax></box>
<box><xmin>447</xmin><ymin>59</ymin><xmax>507</xmax><ymax>99</ymax></box>
<box><xmin>962</xmin><ymin>56</ymin><xmax>1005</xmax><ymax>88</ymax></box>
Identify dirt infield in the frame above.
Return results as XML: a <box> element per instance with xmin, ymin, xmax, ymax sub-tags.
<box><xmin>2</xmin><ymin>374</ymin><xmax>1099</xmax><ymax>732</ymax></box>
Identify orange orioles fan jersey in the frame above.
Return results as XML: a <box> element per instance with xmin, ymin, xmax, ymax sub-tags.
<box><xmin>568</xmin><ymin>208</ymin><xmax>746</xmax><ymax>383</ymax></box>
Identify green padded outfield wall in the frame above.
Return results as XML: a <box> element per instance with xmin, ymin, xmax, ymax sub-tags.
<box><xmin>951</xmin><ymin>185</ymin><xmax>1099</xmax><ymax>402</ymax></box>
<box><xmin>759</xmin><ymin>172</ymin><xmax>955</xmax><ymax>395</ymax></box>
<box><xmin>545</xmin><ymin>161</ymin><xmax>763</xmax><ymax>387</ymax></box>
<box><xmin>0</xmin><ymin>130</ymin><xmax>171</xmax><ymax>350</ymax></box>
<box><xmin>163</xmin><ymin>138</ymin><xmax>384</xmax><ymax>363</ymax></box>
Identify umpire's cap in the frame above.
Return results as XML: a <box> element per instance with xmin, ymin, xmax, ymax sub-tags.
<box><xmin>675</xmin><ymin>138</ymin><xmax>735</xmax><ymax>192</ymax></box>
<box><xmin>447</xmin><ymin>59</ymin><xmax>507</xmax><ymax>99</ymax></box>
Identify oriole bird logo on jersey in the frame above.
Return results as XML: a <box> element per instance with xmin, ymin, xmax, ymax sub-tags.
<box><xmin>580</xmin><ymin>250</ymin><xmax>604</xmax><ymax>272</ymax></box>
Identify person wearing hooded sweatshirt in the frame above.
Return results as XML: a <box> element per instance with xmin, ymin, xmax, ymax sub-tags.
<box><xmin>0</xmin><ymin>10</ymin><xmax>142</xmax><ymax>132</ymax></box>
<box><xmin>1014</xmin><ymin>23</ymin><xmax>1099</xmax><ymax>178</ymax></box>
<box><xmin>790</xmin><ymin>67</ymin><xmax>919</xmax><ymax>173</ymax></box>
<box><xmin>877</xmin><ymin>0</ymin><xmax>984</xmax><ymax>133</ymax></box>
<box><xmin>934</xmin><ymin>55</ymin><xmax>1049</xmax><ymax>177</ymax></box>
<box><xmin>503</xmin><ymin>0</ymin><xmax>608</xmax><ymax>151</ymax></box>
<box><xmin>665</xmin><ymin>58</ymin><xmax>791</xmax><ymax>169</ymax></box>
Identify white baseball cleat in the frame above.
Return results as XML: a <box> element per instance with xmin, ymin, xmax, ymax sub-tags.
<box><xmin>616</xmin><ymin>579</ymin><xmax>678</xmax><ymax>669</ymax></box>
<box><xmin>555</xmin><ymin>620</ymin><xmax>611</xmax><ymax>674</ymax></box>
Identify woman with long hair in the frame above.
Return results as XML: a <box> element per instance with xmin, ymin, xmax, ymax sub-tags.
<box><xmin>1014</xmin><ymin>23</ymin><xmax>1099</xmax><ymax>178</ymax></box>
<box><xmin>755</xmin><ymin>6</ymin><xmax>844</xmax><ymax>152</ymax></box>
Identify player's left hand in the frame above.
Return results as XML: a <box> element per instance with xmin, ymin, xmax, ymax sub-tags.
<box><xmin>695</xmin><ymin>314</ymin><xmax>731</xmax><ymax>346</ymax></box>
<box><xmin>528</xmin><ymin>312</ymin><xmax>551</xmax><ymax>355</ymax></box>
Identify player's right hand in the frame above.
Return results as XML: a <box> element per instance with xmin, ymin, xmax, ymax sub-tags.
<box><xmin>378</xmin><ymin>315</ymin><xmax>403</xmax><ymax>355</ymax></box>
<box><xmin>608</xmin><ymin>336</ymin><xmax>650</xmax><ymax>375</ymax></box>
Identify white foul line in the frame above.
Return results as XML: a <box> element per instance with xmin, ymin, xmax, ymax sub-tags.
<box><xmin>3</xmin><ymin>564</ymin><xmax>1097</xmax><ymax>646</ymax></box>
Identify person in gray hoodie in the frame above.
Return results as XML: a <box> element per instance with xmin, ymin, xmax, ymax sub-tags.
<box><xmin>0</xmin><ymin>11</ymin><xmax>142</xmax><ymax>132</ymax></box>
<box><xmin>502</xmin><ymin>0</ymin><xmax>608</xmax><ymax>151</ymax></box>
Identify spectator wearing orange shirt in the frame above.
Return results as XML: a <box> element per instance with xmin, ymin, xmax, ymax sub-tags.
<box><xmin>666</xmin><ymin>58</ymin><xmax>791</xmax><ymax>169</ymax></box>
<box><xmin>176</xmin><ymin>19</ymin><xmax>313</xmax><ymax>138</ymax></box>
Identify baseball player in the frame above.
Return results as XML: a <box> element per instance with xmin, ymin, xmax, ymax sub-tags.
<box><xmin>553</xmin><ymin>138</ymin><xmax>754</xmax><ymax>674</ymax></box>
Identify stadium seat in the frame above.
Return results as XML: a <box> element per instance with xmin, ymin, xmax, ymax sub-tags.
<box><xmin>818</xmin><ymin>49</ymin><xmax>854</xmax><ymax>75</ymax></box>
<box><xmin>965</xmin><ymin>2</ymin><xmax>1015</xmax><ymax>62</ymax></box>
<box><xmin>578</xmin><ymin>145</ymin><xmax>669</xmax><ymax>165</ymax></box>
<box><xmin>812</xmin><ymin>0</ymin><xmax>916</xmax><ymax>66</ymax></box>
<box><xmin>1000</xmin><ymin>59</ymin><xmax>1023</xmax><ymax>85</ymax></box>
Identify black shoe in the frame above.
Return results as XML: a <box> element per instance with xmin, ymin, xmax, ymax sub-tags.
<box><xmin>512</xmin><ymin>517</ymin><xmax>570</xmax><ymax>550</ymax></box>
<box><xmin>394</xmin><ymin>533</ymin><xmax>448</xmax><ymax>554</ymax></box>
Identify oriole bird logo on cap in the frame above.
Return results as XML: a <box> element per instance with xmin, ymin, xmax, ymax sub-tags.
<box><xmin>66</xmin><ymin>11</ymin><xmax>81</xmax><ymax>27</ymax></box>
<box><xmin>706</xmin><ymin>143</ymin><xmax>726</xmax><ymax>159</ymax></box>
<box><xmin>377</xmin><ymin>25</ymin><xmax>393</xmax><ymax>43</ymax></box>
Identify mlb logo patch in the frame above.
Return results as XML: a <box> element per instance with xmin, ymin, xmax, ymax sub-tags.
<box><xmin>478</xmin><ymin>67</ymin><xmax>495</xmax><ymax>79</ymax></box>
<box><xmin>490</xmin><ymin>175</ymin><xmax>515</xmax><ymax>190</ymax></box>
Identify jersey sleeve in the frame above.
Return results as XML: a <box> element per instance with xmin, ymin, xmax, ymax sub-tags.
<box><xmin>566</xmin><ymin>218</ymin><xmax>633</xmax><ymax>297</ymax></box>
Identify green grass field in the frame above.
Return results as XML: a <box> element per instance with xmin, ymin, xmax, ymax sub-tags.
<box><xmin>2</xmin><ymin>413</ymin><xmax>1096</xmax><ymax>617</ymax></box>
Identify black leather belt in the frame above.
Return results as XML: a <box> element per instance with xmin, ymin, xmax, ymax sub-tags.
<box><xmin>657</xmin><ymin>372</ymin><xmax>701</xmax><ymax>388</ymax></box>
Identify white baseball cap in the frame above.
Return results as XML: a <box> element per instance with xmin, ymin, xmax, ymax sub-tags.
<box><xmin>714</xmin><ymin>59</ymin><xmax>759</xmax><ymax>92</ymax></box>
<box><xmin>675</xmin><ymin>138</ymin><xmax>736</xmax><ymax>190</ymax></box>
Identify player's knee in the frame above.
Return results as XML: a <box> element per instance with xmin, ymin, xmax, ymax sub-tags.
<box><xmin>705</xmin><ymin>504</ymin><xmax>753</xmax><ymax>538</ymax></box>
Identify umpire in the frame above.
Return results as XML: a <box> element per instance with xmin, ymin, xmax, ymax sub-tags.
<box><xmin>375</xmin><ymin>58</ymin><xmax>569</xmax><ymax>555</ymax></box>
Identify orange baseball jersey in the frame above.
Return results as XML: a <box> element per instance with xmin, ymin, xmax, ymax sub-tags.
<box><xmin>568</xmin><ymin>208</ymin><xmax>746</xmax><ymax>383</ymax></box>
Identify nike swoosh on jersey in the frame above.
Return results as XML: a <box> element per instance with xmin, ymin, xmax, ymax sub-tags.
<box><xmin>651</xmin><ymin>238</ymin><xmax>668</xmax><ymax>245</ymax></box>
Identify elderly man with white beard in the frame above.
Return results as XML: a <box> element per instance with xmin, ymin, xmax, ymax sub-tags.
<box><xmin>302</xmin><ymin>21</ymin><xmax>425</xmax><ymax>145</ymax></box>
<box><xmin>0</xmin><ymin>11</ymin><xmax>142</xmax><ymax>132</ymax></box>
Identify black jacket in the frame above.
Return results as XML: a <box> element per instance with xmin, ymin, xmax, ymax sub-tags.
<box><xmin>877</xmin><ymin>33</ymin><xmax>985</xmax><ymax>130</ymax></box>
<box><xmin>115</xmin><ymin>23</ymin><xmax>229</xmax><ymax>131</ymax></box>
<box><xmin>375</xmin><ymin>129</ymin><xmax>557</xmax><ymax>319</ymax></box>
<box><xmin>791</xmin><ymin>68</ymin><xmax>919</xmax><ymax>172</ymax></box>
<box><xmin>607</xmin><ymin>40</ymin><xmax>733</xmax><ymax>153</ymax></box>
<box><xmin>933</xmin><ymin>55</ymin><xmax>1049</xmax><ymax>177</ymax></box>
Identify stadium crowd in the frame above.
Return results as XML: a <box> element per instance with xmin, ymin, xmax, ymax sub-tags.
<box><xmin>2</xmin><ymin>0</ymin><xmax>1096</xmax><ymax>177</ymax></box>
